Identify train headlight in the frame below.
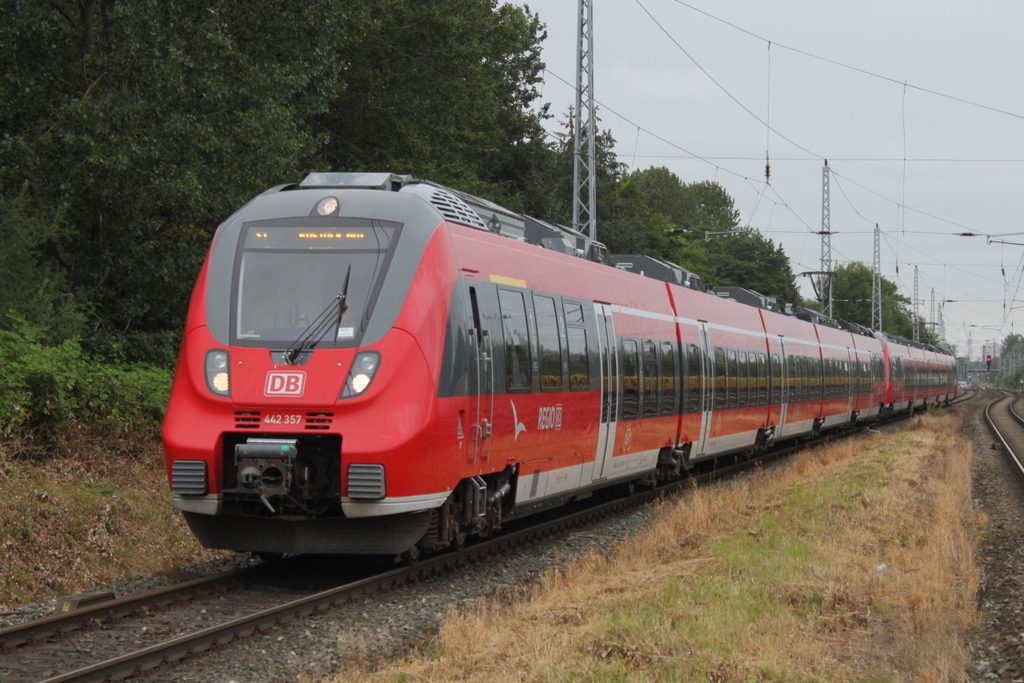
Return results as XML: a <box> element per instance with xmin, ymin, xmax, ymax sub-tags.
<box><xmin>205</xmin><ymin>350</ymin><xmax>231</xmax><ymax>397</ymax></box>
<box><xmin>340</xmin><ymin>351</ymin><xmax>381</xmax><ymax>398</ymax></box>
<box><xmin>315</xmin><ymin>196</ymin><xmax>339</xmax><ymax>216</ymax></box>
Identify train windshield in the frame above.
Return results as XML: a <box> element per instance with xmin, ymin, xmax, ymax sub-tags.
<box><xmin>231</xmin><ymin>222</ymin><xmax>399</xmax><ymax>347</ymax></box>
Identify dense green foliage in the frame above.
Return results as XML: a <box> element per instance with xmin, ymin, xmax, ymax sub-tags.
<box><xmin>0</xmin><ymin>320</ymin><xmax>170</xmax><ymax>452</ymax></box>
<box><xmin>829</xmin><ymin>263</ymin><xmax>937</xmax><ymax>343</ymax></box>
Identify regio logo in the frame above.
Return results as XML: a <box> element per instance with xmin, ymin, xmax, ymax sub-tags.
<box><xmin>537</xmin><ymin>404</ymin><xmax>563</xmax><ymax>431</ymax></box>
<box><xmin>265</xmin><ymin>371</ymin><xmax>306</xmax><ymax>397</ymax></box>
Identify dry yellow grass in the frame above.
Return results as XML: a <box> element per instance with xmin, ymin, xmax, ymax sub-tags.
<box><xmin>324</xmin><ymin>410</ymin><xmax>979</xmax><ymax>683</ymax></box>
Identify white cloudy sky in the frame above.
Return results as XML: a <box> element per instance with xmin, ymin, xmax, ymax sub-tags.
<box><xmin>515</xmin><ymin>0</ymin><xmax>1024</xmax><ymax>358</ymax></box>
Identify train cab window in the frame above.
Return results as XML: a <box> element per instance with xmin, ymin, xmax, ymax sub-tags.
<box><xmin>660</xmin><ymin>342</ymin><xmax>677</xmax><ymax>416</ymax></box>
<box><xmin>714</xmin><ymin>347</ymin><xmax>727</xmax><ymax>410</ymax></box>
<box><xmin>534</xmin><ymin>295</ymin><xmax>562</xmax><ymax>390</ymax></box>
<box><xmin>642</xmin><ymin>342</ymin><xmax>659</xmax><ymax>418</ymax></box>
<box><xmin>622</xmin><ymin>340</ymin><xmax>640</xmax><ymax>420</ymax></box>
<box><xmin>727</xmin><ymin>349</ymin><xmax>739</xmax><ymax>409</ymax></box>
<box><xmin>567</xmin><ymin>327</ymin><xmax>589</xmax><ymax>391</ymax></box>
<box><xmin>499</xmin><ymin>289</ymin><xmax>532</xmax><ymax>391</ymax></box>
<box><xmin>564</xmin><ymin>300</ymin><xmax>585</xmax><ymax>325</ymax></box>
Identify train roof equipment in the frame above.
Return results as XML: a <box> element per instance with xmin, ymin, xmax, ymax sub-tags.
<box><xmin>710</xmin><ymin>286</ymin><xmax>780</xmax><ymax>312</ymax></box>
<box><xmin>608</xmin><ymin>254</ymin><xmax>706</xmax><ymax>292</ymax></box>
<box><xmin>291</xmin><ymin>172</ymin><xmax>611</xmax><ymax>264</ymax></box>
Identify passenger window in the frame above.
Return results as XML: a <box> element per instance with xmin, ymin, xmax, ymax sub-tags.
<box><xmin>622</xmin><ymin>340</ymin><xmax>640</xmax><ymax>420</ymax></box>
<box><xmin>498</xmin><ymin>289</ymin><xmax>531</xmax><ymax>391</ymax></box>
<box><xmin>567</xmin><ymin>327</ymin><xmax>589</xmax><ymax>391</ymax></box>
<box><xmin>534</xmin><ymin>295</ymin><xmax>562</xmax><ymax>390</ymax></box>
<box><xmin>563</xmin><ymin>300</ymin><xmax>584</xmax><ymax>325</ymax></box>
<box><xmin>727</xmin><ymin>349</ymin><xmax>738</xmax><ymax>409</ymax></box>
<box><xmin>685</xmin><ymin>343</ymin><xmax>703</xmax><ymax>414</ymax></box>
<box><xmin>714</xmin><ymin>347</ymin><xmax>727</xmax><ymax>410</ymax></box>
<box><xmin>643</xmin><ymin>341</ymin><xmax>658</xmax><ymax>418</ymax></box>
<box><xmin>660</xmin><ymin>342</ymin><xmax>676</xmax><ymax>416</ymax></box>
<box><xmin>758</xmin><ymin>353</ymin><xmax>768</xmax><ymax>405</ymax></box>
<box><xmin>737</xmin><ymin>350</ymin><xmax>749</xmax><ymax>408</ymax></box>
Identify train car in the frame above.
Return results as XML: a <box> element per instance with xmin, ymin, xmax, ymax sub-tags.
<box><xmin>163</xmin><ymin>172</ymin><xmax>958</xmax><ymax>559</ymax></box>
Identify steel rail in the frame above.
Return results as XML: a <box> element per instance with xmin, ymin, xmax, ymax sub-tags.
<box><xmin>983</xmin><ymin>391</ymin><xmax>1024</xmax><ymax>487</ymax></box>
<box><xmin>0</xmin><ymin>566</ymin><xmax>260</xmax><ymax>651</ymax></box>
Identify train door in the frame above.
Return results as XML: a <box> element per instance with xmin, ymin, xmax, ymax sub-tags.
<box><xmin>468</xmin><ymin>286</ymin><xmax>494</xmax><ymax>464</ymax></box>
<box><xmin>593</xmin><ymin>303</ymin><xmax>617</xmax><ymax>480</ymax></box>
<box><xmin>694</xmin><ymin>323</ymin><xmax>714</xmax><ymax>457</ymax></box>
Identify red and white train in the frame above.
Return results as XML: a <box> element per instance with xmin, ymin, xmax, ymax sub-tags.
<box><xmin>162</xmin><ymin>173</ymin><xmax>957</xmax><ymax>557</ymax></box>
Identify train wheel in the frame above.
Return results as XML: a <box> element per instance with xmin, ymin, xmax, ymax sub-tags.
<box><xmin>451</xmin><ymin>530</ymin><xmax>467</xmax><ymax>551</ymax></box>
<box><xmin>400</xmin><ymin>545</ymin><xmax>422</xmax><ymax>565</ymax></box>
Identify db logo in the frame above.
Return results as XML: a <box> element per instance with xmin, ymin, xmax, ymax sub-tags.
<box><xmin>265</xmin><ymin>371</ymin><xmax>306</xmax><ymax>397</ymax></box>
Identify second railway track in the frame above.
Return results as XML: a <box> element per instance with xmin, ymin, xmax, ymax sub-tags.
<box><xmin>984</xmin><ymin>390</ymin><xmax>1024</xmax><ymax>488</ymax></box>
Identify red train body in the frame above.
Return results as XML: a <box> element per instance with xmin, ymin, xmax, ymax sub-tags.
<box><xmin>162</xmin><ymin>173</ymin><xmax>957</xmax><ymax>556</ymax></box>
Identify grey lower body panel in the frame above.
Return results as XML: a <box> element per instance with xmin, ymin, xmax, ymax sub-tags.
<box><xmin>182</xmin><ymin>510</ymin><xmax>431</xmax><ymax>555</ymax></box>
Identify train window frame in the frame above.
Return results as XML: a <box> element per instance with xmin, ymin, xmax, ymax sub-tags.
<box><xmin>727</xmin><ymin>348</ymin><xmax>739</xmax><ymax>409</ymax></box>
<box><xmin>533</xmin><ymin>294</ymin><xmax>562</xmax><ymax>391</ymax></box>
<box><xmin>498</xmin><ymin>288</ymin><xmax>532</xmax><ymax>392</ymax></box>
<box><xmin>642</xmin><ymin>341</ymin><xmax>659</xmax><ymax>418</ymax></box>
<box><xmin>567</xmin><ymin>326</ymin><xmax>589</xmax><ymax>392</ymax></box>
<box><xmin>622</xmin><ymin>339</ymin><xmax>640</xmax><ymax>420</ymax></box>
<box><xmin>563</xmin><ymin>300</ymin><xmax>585</xmax><ymax>325</ymax></box>
<box><xmin>714</xmin><ymin>347</ymin><xmax>727</xmax><ymax>411</ymax></box>
<box><xmin>685</xmin><ymin>343</ymin><xmax>702</xmax><ymax>414</ymax></box>
<box><xmin>660</xmin><ymin>341</ymin><xmax>677</xmax><ymax>416</ymax></box>
<box><xmin>737</xmin><ymin>350</ymin><xmax>749</xmax><ymax>408</ymax></box>
<box><xmin>770</xmin><ymin>352</ymin><xmax>781</xmax><ymax>405</ymax></box>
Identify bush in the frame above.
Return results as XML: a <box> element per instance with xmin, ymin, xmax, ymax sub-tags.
<box><xmin>0</xmin><ymin>319</ymin><xmax>172</xmax><ymax>452</ymax></box>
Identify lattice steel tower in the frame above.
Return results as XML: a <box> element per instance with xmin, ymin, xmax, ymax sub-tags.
<box><xmin>913</xmin><ymin>266</ymin><xmax>920</xmax><ymax>342</ymax></box>
<box><xmin>872</xmin><ymin>224</ymin><xmax>882</xmax><ymax>331</ymax></box>
<box><xmin>573</xmin><ymin>0</ymin><xmax>597</xmax><ymax>240</ymax></box>
<box><xmin>820</xmin><ymin>162</ymin><xmax>833</xmax><ymax>317</ymax></box>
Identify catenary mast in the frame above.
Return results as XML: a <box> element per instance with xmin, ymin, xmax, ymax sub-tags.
<box><xmin>573</xmin><ymin>0</ymin><xmax>597</xmax><ymax>240</ymax></box>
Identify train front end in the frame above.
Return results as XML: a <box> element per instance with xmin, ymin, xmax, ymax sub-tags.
<box><xmin>162</xmin><ymin>173</ymin><xmax>456</xmax><ymax>555</ymax></box>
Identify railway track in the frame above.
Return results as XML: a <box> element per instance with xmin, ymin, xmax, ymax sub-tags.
<box><xmin>0</xmin><ymin>410</ymin><xmax>931</xmax><ymax>683</ymax></box>
<box><xmin>947</xmin><ymin>387</ymin><xmax>979</xmax><ymax>407</ymax></box>
<box><xmin>984</xmin><ymin>390</ymin><xmax>1024</xmax><ymax>489</ymax></box>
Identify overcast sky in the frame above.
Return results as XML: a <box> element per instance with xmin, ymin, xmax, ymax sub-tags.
<box><xmin>516</xmin><ymin>0</ymin><xmax>1024</xmax><ymax>359</ymax></box>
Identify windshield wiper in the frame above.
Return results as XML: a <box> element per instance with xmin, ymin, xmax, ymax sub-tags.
<box><xmin>283</xmin><ymin>265</ymin><xmax>351</xmax><ymax>365</ymax></box>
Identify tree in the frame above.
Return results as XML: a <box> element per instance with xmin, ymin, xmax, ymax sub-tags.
<box><xmin>0</xmin><ymin>190</ymin><xmax>87</xmax><ymax>341</ymax></box>
<box><xmin>706</xmin><ymin>230</ymin><xmax>801</xmax><ymax>306</ymax></box>
<box><xmin>315</xmin><ymin>0</ymin><xmax>548</xmax><ymax>204</ymax></box>
<box><xmin>830</xmin><ymin>263</ymin><xmax>937</xmax><ymax>342</ymax></box>
<box><xmin>1</xmin><ymin>0</ymin><xmax>357</xmax><ymax>352</ymax></box>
